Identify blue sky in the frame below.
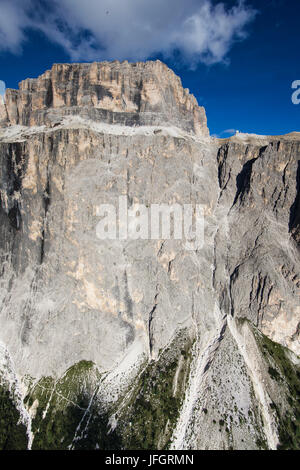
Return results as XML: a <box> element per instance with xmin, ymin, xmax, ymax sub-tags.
<box><xmin>0</xmin><ymin>0</ymin><xmax>299</xmax><ymax>136</ymax></box>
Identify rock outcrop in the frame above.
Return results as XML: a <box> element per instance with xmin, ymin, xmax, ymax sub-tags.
<box><xmin>0</xmin><ymin>62</ymin><xmax>299</xmax><ymax>450</ymax></box>
<box><xmin>0</xmin><ymin>61</ymin><xmax>208</xmax><ymax>136</ymax></box>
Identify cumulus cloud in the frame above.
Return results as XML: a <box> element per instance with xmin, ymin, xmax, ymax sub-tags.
<box><xmin>0</xmin><ymin>1</ymin><xmax>28</xmax><ymax>53</ymax></box>
<box><xmin>0</xmin><ymin>0</ymin><xmax>257</xmax><ymax>66</ymax></box>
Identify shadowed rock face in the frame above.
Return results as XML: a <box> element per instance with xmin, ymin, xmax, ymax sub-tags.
<box><xmin>0</xmin><ymin>62</ymin><xmax>299</xmax><ymax>450</ymax></box>
<box><xmin>215</xmin><ymin>137</ymin><xmax>300</xmax><ymax>352</ymax></box>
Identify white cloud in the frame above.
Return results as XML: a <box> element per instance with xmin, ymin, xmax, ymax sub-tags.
<box><xmin>212</xmin><ymin>128</ymin><xmax>237</xmax><ymax>138</ymax></box>
<box><xmin>0</xmin><ymin>80</ymin><xmax>6</xmax><ymax>96</ymax></box>
<box><xmin>0</xmin><ymin>80</ymin><xmax>5</xmax><ymax>104</ymax></box>
<box><xmin>0</xmin><ymin>1</ymin><xmax>31</xmax><ymax>53</ymax></box>
<box><xmin>222</xmin><ymin>129</ymin><xmax>237</xmax><ymax>134</ymax></box>
<box><xmin>0</xmin><ymin>0</ymin><xmax>257</xmax><ymax>66</ymax></box>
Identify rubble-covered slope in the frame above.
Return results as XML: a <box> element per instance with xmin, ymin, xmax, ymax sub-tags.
<box><xmin>0</xmin><ymin>62</ymin><xmax>299</xmax><ymax>450</ymax></box>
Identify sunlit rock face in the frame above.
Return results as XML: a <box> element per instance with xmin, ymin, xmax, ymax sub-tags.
<box><xmin>0</xmin><ymin>62</ymin><xmax>299</xmax><ymax>450</ymax></box>
<box><xmin>0</xmin><ymin>61</ymin><xmax>209</xmax><ymax>137</ymax></box>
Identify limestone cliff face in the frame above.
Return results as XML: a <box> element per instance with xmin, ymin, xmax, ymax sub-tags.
<box><xmin>215</xmin><ymin>135</ymin><xmax>300</xmax><ymax>353</ymax></box>
<box><xmin>0</xmin><ymin>61</ymin><xmax>208</xmax><ymax>136</ymax></box>
<box><xmin>0</xmin><ymin>62</ymin><xmax>299</xmax><ymax>451</ymax></box>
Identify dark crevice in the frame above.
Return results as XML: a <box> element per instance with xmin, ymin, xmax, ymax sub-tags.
<box><xmin>289</xmin><ymin>160</ymin><xmax>300</xmax><ymax>243</ymax></box>
<box><xmin>229</xmin><ymin>266</ymin><xmax>240</xmax><ymax>317</ymax></box>
<box><xmin>6</xmin><ymin>143</ymin><xmax>24</xmax><ymax>194</ymax></box>
<box><xmin>217</xmin><ymin>144</ymin><xmax>229</xmax><ymax>190</ymax></box>
<box><xmin>40</xmin><ymin>169</ymin><xmax>51</xmax><ymax>264</ymax></box>
<box><xmin>233</xmin><ymin>158</ymin><xmax>257</xmax><ymax>207</ymax></box>
<box><xmin>93</xmin><ymin>85</ymin><xmax>113</xmax><ymax>101</ymax></box>
<box><xmin>232</xmin><ymin>146</ymin><xmax>268</xmax><ymax>208</ymax></box>
<box><xmin>133</xmin><ymin>79</ymin><xmax>143</xmax><ymax>112</ymax></box>
<box><xmin>3</xmin><ymin>143</ymin><xmax>26</xmax><ymax>231</ymax></box>
<box><xmin>8</xmin><ymin>202</ymin><xmax>21</xmax><ymax>231</ymax></box>
<box><xmin>148</xmin><ymin>289</ymin><xmax>159</xmax><ymax>356</ymax></box>
<box><xmin>45</xmin><ymin>79</ymin><xmax>53</xmax><ymax>108</ymax></box>
<box><xmin>148</xmin><ymin>303</ymin><xmax>157</xmax><ymax>356</ymax></box>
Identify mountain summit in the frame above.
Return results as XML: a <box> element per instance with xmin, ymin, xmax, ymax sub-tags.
<box><xmin>0</xmin><ymin>60</ymin><xmax>209</xmax><ymax>136</ymax></box>
<box><xmin>0</xmin><ymin>62</ymin><xmax>299</xmax><ymax>450</ymax></box>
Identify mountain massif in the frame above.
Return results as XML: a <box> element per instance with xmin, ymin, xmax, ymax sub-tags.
<box><xmin>0</xmin><ymin>61</ymin><xmax>299</xmax><ymax>450</ymax></box>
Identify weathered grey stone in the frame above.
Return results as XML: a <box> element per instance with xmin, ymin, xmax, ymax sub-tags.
<box><xmin>0</xmin><ymin>62</ymin><xmax>299</xmax><ymax>450</ymax></box>
<box><xmin>215</xmin><ymin>135</ymin><xmax>300</xmax><ymax>352</ymax></box>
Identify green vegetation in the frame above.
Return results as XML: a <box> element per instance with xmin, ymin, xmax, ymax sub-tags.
<box><xmin>115</xmin><ymin>334</ymin><xmax>194</xmax><ymax>450</ymax></box>
<box><xmin>0</xmin><ymin>384</ymin><xmax>27</xmax><ymax>450</ymax></box>
<box><xmin>268</xmin><ymin>366</ymin><xmax>281</xmax><ymax>382</ymax></box>
<box><xmin>24</xmin><ymin>360</ymin><xmax>103</xmax><ymax>450</ymax></box>
<box><xmin>254</xmin><ymin>329</ymin><xmax>300</xmax><ymax>450</ymax></box>
<box><xmin>0</xmin><ymin>332</ymin><xmax>193</xmax><ymax>450</ymax></box>
<box><xmin>1</xmin><ymin>324</ymin><xmax>298</xmax><ymax>451</ymax></box>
